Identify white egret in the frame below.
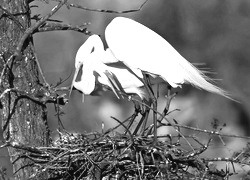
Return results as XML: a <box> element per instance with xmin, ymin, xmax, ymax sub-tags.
<box><xmin>106</xmin><ymin>17</ymin><xmax>234</xmax><ymax>99</ymax></box>
<box><xmin>74</xmin><ymin>17</ymin><xmax>232</xmax><ymax>99</ymax></box>
<box><xmin>70</xmin><ymin>44</ymin><xmax>146</xmax><ymax>101</ymax></box>
<box><xmin>70</xmin><ymin>17</ymin><xmax>235</xmax><ymax>144</ymax></box>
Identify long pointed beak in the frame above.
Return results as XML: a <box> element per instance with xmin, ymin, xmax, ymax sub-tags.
<box><xmin>81</xmin><ymin>93</ymin><xmax>85</xmax><ymax>103</ymax></box>
<box><xmin>103</xmin><ymin>70</ymin><xmax>122</xmax><ymax>99</ymax></box>
<box><xmin>69</xmin><ymin>64</ymin><xmax>81</xmax><ymax>98</ymax></box>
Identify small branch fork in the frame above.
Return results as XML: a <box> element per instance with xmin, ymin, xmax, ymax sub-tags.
<box><xmin>0</xmin><ymin>0</ymin><xmax>86</xmax><ymax>127</ymax></box>
<box><xmin>36</xmin><ymin>22</ymin><xmax>91</xmax><ymax>34</ymax></box>
<box><xmin>14</xmin><ymin>0</ymin><xmax>68</xmax><ymax>57</ymax></box>
<box><xmin>53</xmin><ymin>0</ymin><xmax>149</xmax><ymax>14</ymax></box>
<box><xmin>124</xmin><ymin>93</ymin><xmax>250</xmax><ymax>140</ymax></box>
<box><xmin>1</xmin><ymin>0</ymin><xmax>248</xmax><ymax>179</ymax></box>
<box><xmin>0</xmin><ymin>86</ymin><xmax>248</xmax><ymax>179</ymax></box>
<box><xmin>0</xmin><ymin>0</ymin><xmax>150</xmax><ymax>99</ymax></box>
<box><xmin>0</xmin><ymin>0</ymin><xmax>150</xmax><ymax>94</ymax></box>
<box><xmin>0</xmin><ymin>88</ymin><xmax>68</xmax><ymax>106</ymax></box>
<box><xmin>0</xmin><ymin>0</ymin><xmax>69</xmax><ymax>90</ymax></box>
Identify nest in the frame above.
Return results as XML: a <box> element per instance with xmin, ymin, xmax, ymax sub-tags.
<box><xmin>12</xmin><ymin>128</ymin><xmax>229</xmax><ymax>180</ymax></box>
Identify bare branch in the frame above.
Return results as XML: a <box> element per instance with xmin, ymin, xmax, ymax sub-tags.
<box><xmin>36</xmin><ymin>22</ymin><xmax>91</xmax><ymax>35</ymax></box>
<box><xmin>14</xmin><ymin>0</ymin><xmax>67</xmax><ymax>57</ymax></box>
<box><xmin>64</xmin><ymin>0</ymin><xmax>149</xmax><ymax>14</ymax></box>
<box><xmin>0</xmin><ymin>54</ymin><xmax>14</xmax><ymax>87</ymax></box>
<box><xmin>0</xmin><ymin>6</ymin><xmax>50</xmax><ymax>89</ymax></box>
<box><xmin>126</xmin><ymin>95</ymin><xmax>250</xmax><ymax>140</ymax></box>
<box><xmin>31</xmin><ymin>14</ymin><xmax>63</xmax><ymax>23</ymax></box>
<box><xmin>0</xmin><ymin>88</ymin><xmax>67</xmax><ymax>106</ymax></box>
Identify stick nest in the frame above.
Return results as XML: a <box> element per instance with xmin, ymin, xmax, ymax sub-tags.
<box><xmin>13</xmin><ymin>129</ymin><xmax>229</xmax><ymax>180</ymax></box>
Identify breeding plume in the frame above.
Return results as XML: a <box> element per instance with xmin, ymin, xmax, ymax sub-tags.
<box><xmin>72</xmin><ymin>17</ymin><xmax>232</xmax><ymax>100</ymax></box>
<box><xmin>70</xmin><ymin>17</ymin><xmax>235</xmax><ymax>145</ymax></box>
<box><xmin>110</xmin><ymin>17</ymin><xmax>233</xmax><ymax>98</ymax></box>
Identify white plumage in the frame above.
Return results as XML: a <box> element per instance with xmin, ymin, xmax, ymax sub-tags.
<box><xmin>104</xmin><ymin>17</ymin><xmax>232</xmax><ymax>99</ymax></box>
<box><xmin>70</xmin><ymin>39</ymin><xmax>145</xmax><ymax>101</ymax></box>
<box><xmin>70</xmin><ymin>17</ymin><xmax>233</xmax><ymax>101</ymax></box>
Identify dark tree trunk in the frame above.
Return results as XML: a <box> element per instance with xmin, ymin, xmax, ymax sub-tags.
<box><xmin>0</xmin><ymin>0</ymin><xmax>50</xmax><ymax>179</ymax></box>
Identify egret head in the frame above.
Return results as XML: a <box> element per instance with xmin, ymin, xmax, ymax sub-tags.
<box><xmin>69</xmin><ymin>35</ymin><xmax>104</xmax><ymax>98</ymax></box>
<box><xmin>72</xmin><ymin>65</ymin><xmax>96</xmax><ymax>102</ymax></box>
<box><xmin>69</xmin><ymin>35</ymin><xmax>105</xmax><ymax>98</ymax></box>
<box><xmin>69</xmin><ymin>61</ymin><xmax>82</xmax><ymax>98</ymax></box>
<box><xmin>75</xmin><ymin>35</ymin><xmax>104</xmax><ymax>67</ymax></box>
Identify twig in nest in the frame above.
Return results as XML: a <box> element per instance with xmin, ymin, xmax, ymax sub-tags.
<box><xmin>110</xmin><ymin>116</ymin><xmax>134</xmax><ymax>146</ymax></box>
<box><xmin>6</xmin><ymin>130</ymin><xmax>238</xmax><ymax>179</ymax></box>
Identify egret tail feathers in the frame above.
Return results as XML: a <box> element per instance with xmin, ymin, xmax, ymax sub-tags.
<box><xmin>180</xmin><ymin>60</ymin><xmax>236</xmax><ymax>101</ymax></box>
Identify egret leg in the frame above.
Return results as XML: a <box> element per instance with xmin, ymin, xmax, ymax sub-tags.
<box><xmin>158</xmin><ymin>86</ymin><xmax>177</xmax><ymax>123</ymax></box>
<box><xmin>142</xmin><ymin>73</ymin><xmax>158</xmax><ymax>145</ymax></box>
<box><xmin>124</xmin><ymin>102</ymin><xmax>141</xmax><ymax>135</ymax></box>
<box><xmin>139</xmin><ymin>99</ymin><xmax>151</xmax><ymax>136</ymax></box>
<box><xmin>133</xmin><ymin>99</ymin><xmax>151</xmax><ymax>135</ymax></box>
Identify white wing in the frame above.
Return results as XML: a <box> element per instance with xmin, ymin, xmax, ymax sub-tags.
<box><xmin>105</xmin><ymin>17</ymin><xmax>185</xmax><ymax>88</ymax></box>
<box><xmin>105</xmin><ymin>17</ymin><xmax>233</xmax><ymax>100</ymax></box>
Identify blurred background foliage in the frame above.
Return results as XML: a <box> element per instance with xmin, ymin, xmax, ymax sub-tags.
<box><xmin>1</xmin><ymin>0</ymin><xmax>250</xmax><ymax>179</ymax></box>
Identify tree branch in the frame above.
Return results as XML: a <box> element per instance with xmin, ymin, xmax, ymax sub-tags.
<box><xmin>36</xmin><ymin>22</ymin><xmax>91</xmax><ymax>35</ymax></box>
<box><xmin>62</xmin><ymin>0</ymin><xmax>149</xmax><ymax>14</ymax></box>
<box><xmin>14</xmin><ymin>0</ymin><xmax>67</xmax><ymax>57</ymax></box>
